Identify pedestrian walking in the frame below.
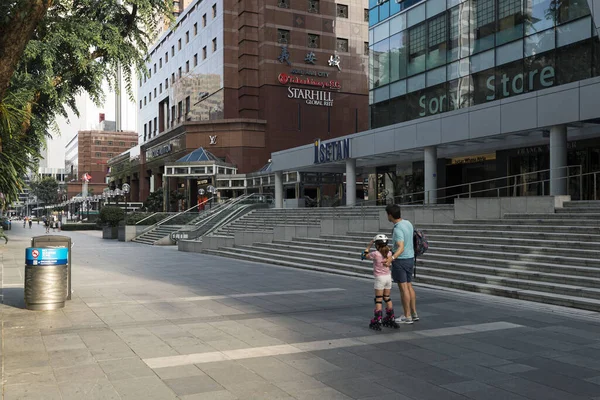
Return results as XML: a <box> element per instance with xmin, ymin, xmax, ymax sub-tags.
<box><xmin>28</xmin><ymin>218</ymin><xmax>32</xmax><ymax>229</ymax></box>
<box><xmin>385</xmin><ymin>204</ymin><xmax>419</xmax><ymax>324</ymax></box>
<box><xmin>362</xmin><ymin>234</ymin><xmax>399</xmax><ymax>330</ymax></box>
<box><xmin>44</xmin><ymin>219</ymin><xmax>50</xmax><ymax>234</ymax></box>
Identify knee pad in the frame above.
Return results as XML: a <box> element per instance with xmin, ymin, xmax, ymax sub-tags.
<box><xmin>374</xmin><ymin>295</ymin><xmax>383</xmax><ymax>305</ymax></box>
<box><xmin>383</xmin><ymin>296</ymin><xmax>392</xmax><ymax>304</ymax></box>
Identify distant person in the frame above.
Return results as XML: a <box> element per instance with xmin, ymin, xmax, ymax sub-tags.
<box><xmin>44</xmin><ymin>219</ymin><xmax>50</xmax><ymax>234</ymax></box>
<box><xmin>385</xmin><ymin>204</ymin><xmax>419</xmax><ymax>324</ymax></box>
<box><xmin>28</xmin><ymin>218</ymin><xmax>33</xmax><ymax>229</ymax></box>
<box><xmin>362</xmin><ymin>234</ymin><xmax>399</xmax><ymax>330</ymax></box>
<box><xmin>23</xmin><ymin>217</ymin><xmax>26</xmax><ymax>228</ymax></box>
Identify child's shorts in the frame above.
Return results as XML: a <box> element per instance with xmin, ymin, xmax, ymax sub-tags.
<box><xmin>374</xmin><ymin>275</ymin><xmax>393</xmax><ymax>290</ymax></box>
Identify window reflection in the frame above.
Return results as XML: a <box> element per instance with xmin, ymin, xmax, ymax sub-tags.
<box><xmin>471</xmin><ymin>0</ymin><xmax>496</xmax><ymax>53</ymax></box>
<box><xmin>448</xmin><ymin>4</ymin><xmax>470</xmax><ymax>61</ymax></box>
<box><xmin>372</xmin><ymin>39</ymin><xmax>390</xmax><ymax>88</ymax></box>
<box><xmin>408</xmin><ymin>24</ymin><xmax>427</xmax><ymax>75</ymax></box>
<box><xmin>427</xmin><ymin>14</ymin><xmax>448</xmax><ymax>69</ymax></box>
<box><xmin>558</xmin><ymin>0</ymin><xmax>591</xmax><ymax>24</ymax></box>
<box><xmin>525</xmin><ymin>0</ymin><xmax>555</xmax><ymax>34</ymax></box>
<box><xmin>390</xmin><ymin>33</ymin><xmax>408</xmax><ymax>82</ymax></box>
<box><xmin>497</xmin><ymin>0</ymin><xmax>524</xmax><ymax>45</ymax></box>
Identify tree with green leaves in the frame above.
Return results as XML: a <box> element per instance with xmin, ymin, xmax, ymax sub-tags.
<box><xmin>30</xmin><ymin>177</ymin><xmax>60</xmax><ymax>208</ymax></box>
<box><xmin>0</xmin><ymin>0</ymin><xmax>172</xmax><ymax>208</ymax></box>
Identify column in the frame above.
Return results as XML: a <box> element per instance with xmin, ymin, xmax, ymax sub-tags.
<box><xmin>346</xmin><ymin>158</ymin><xmax>356</xmax><ymax>206</ymax></box>
<box><xmin>550</xmin><ymin>124</ymin><xmax>568</xmax><ymax>196</ymax></box>
<box><xmin>274</xmin><ymin>171</ymin><xmax>283</xmax><ymax>209</ymax></box>
<box><xmin>424</xmin><ymin>146</ymin><xmax>438</xmax><ymax>204</ymax></box>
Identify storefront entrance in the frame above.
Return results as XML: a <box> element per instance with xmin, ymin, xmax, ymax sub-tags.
<box><xmin>445</xmin><ymin>155</ymin><xmax>498</xmax><ymax>200</ymax></box>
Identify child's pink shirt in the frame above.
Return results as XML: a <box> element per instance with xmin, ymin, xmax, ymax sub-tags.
<box><xmin>368</xmin><ymin>251</ymin><xmax>392</xmax><ymax>276</ymax></box>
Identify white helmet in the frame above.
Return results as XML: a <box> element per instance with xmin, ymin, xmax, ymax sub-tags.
<box><xmin>373</xmin><ymin>234</ymin><xmax>388</xmax><ymax>243</ymax></box>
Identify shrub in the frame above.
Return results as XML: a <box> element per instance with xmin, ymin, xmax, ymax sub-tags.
<box><xmin>60</xmin><ymin>223</ymin><xmax>100</xmax><ymax>231</ymax></box>
<box><xmin>98</xmin><ymin>206</ymin><xmax>125</xmax><ymax>227</ymax></box>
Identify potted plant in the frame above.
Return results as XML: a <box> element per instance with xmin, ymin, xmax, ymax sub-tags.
<box><xmin>99</xmin><ymin>206</ymin><xmax>124</xmax><ymax>239</ymax></box>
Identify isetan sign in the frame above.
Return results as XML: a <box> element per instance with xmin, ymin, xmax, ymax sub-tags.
<box><xmin>314</xmin><ymin>138</ymin><xmax>350</xmax><ymax>164</ymax></box>
<box><xmin>288</xmin><ymin>87</ymin><xmax>334</xmax><ymax>107</ymax></box>
<box><xmin>278</xmin><ymin>73</ymin><xmax>341</xmax><ymax>90</ymax></box>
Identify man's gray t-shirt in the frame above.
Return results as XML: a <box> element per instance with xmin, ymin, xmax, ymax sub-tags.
<box><xmin>392</xmin><ymin>219</ymin><xmax>414</xmax><ymax>259</ymax></box>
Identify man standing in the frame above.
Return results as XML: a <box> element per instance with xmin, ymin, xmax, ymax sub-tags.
<box><xmin>385</xmin><ymin>204</ymin><xmax>419</xmax><ymax>324</ymax></box>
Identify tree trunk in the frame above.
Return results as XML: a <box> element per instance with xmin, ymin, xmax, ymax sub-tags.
<box><xmin>0</xmin><ymin>0</ymin><xmax>53</xmax><ymax>101</ymax></box>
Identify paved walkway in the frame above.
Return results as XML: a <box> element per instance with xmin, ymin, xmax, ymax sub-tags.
<box><xmin>1</xmin><ymin>223</ymin><xmax>600</xmax><ymax>400</ymax></box>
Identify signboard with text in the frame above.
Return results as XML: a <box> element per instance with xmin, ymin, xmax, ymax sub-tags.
<box><xmin>314</xmin><ymin>138</ymin><xmax>350</xmax><ymax>164</ymax></box>
<box><xmin>25</xmin><ymin>248</ymin><xmax>69</xmax><ymax>266</ymax></box>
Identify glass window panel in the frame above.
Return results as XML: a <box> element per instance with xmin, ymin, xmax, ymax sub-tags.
<box><xmin>448</xmin><ymin>76</ymin><xmax>473</xmax><ymax>110</ymax></box>
<box><xmin>408</xmin><ymin>73</ymin><xmax>426</xmax><ymax>92</ymax></box>
<box><xmin>496</xmin><ymin>0</ymin><xmax>524</xmax><ymax>45</ymax></box>
<box><xmin>524</xmin><ymin>28</ymin><xmax>556</xmax><ymax>55</ymax></box>
<box><xmin>427</xmin><ymin>14</ymin><xmax>448</xmax><ymax>69</ymax></box>
<box><xmin>427</xmin><ymin>66</ymin><xmax>447</xmax><ymax>86</ymax></box>
<box><xmin>369</xmin><ymin>0</ymin><xmax>378</xmax><ymax>8</ymax></box>
<box><xmin>496</xmin><ymin>39</ymin><xmax>523</xmax><ymax>65</ymax></box>
<box><xmin>390</xmin><ymin>32</ymin><xmax>408</xmax><ymax>81</ymax></box>
<box><xmin>448</xmin><ymin>4</ymin><xmax>470</xmax><ymax>61</ymax></box>
<box><xmin>369</xmin><ymin>8</ymin><xmax>379</xmax><ymax>25</ymax></box>
<box><xmin>558</xmin><ymin>0</ymin><xmax>590</xmax><ymax>24</ymax></box>
<box><xmin>389</xmin><ymin>96</ymin><xmax>407</xmax><ymax>124</ymax></box>
<box><xmin>407</xmin><ymin>3</ymin><xmax>426</xmax><ymax>27</ymax></box>
<box><xmin>427</xmin><ymin>0</ymin><xmax>446</xmax><ymax>18</ymax></box>
<box><xmin>470</xmin><ymin>49</ymin><xmax>495</xmax><ymax>72</ymax></box>
<box><xmin>471</xmin><ymin>0</ymin><xmax>496</xmax><ymax>53</ymax></box>
<box><xmin>390</xmin><ymin>13</ymin><xmax>407</xmax><ymax>34</ymax></box>
<box><xmin>555</xmin><ymin>39</ymin><xmax>592</xmax><ymax>84</ymax></box>
<box><xmin>557</xmin><ymin>17</ymin><xmax>592</xmax><ymax>47</ymax></box>
<box><xmin>408</xmin><ymin>23</ymin><xmax>427</xmax><ymax>75</ymax></box>
<box><xmin>494</xmin><ymin>59</ymin><xmax>524</xmax><ymax>100</ymax></box>
<box><xmin>390</xmin><ymin>0</ymin><xmax>401</xmax><ymax>16</ymax></box>
<box><xmin>411</xmin><ymin>83</ymin><xmax>447</xmax><ymax>118</ymax></box>
<box><xmin>380</xmin><ymin>2</ymin><xmax>390</xmax><ymax>20</ymax></box>
<box><xmin>374</xmin><ymin>86</ymin><xmax>390</xmax><ymax>102</ymax></box>
<box><xmin>524</xmin><ymin>51</ymin><xmax>556</xmax><ymax>92</ymax></box>
<box><xmin>372</xmin><ymin>38</ymin><xmax>390</xmax><ymax>87</ymax></box>
<box><xmin>525</xmin><ymin>0</ymin><xmax>555</xmax><ymax>35</ymax></box>
<box><xmin>390</xmin><ymin>80</ymin><xmax>407</xmax><ymax>97</ymax></box>
<box><xmin>371</xmin><ymin>100</ymin><xmax>391</xmax><ymax>128</ymax></box>
<box><xmin>593</xmin><ymin>36</ymin><xmax>600</xmax><ymax>77</ymax></box>
<box><xmin>472</xmin><ymin>67</ymin><xmax>495</xmax><ymax>104</ymax></box>
<box><xmin>374</xmin><ymin>22</ymin><xmax>390</xmax><ymax>43</ymax></box>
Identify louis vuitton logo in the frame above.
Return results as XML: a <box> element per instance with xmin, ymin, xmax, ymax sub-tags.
<box><xmin>209</xmin><ymin>135</ymin><xmax>217</xmax><ymax>145</ymax></box>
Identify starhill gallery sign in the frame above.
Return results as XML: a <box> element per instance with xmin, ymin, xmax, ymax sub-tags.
<box><xmin>279</xmin><ymin>72</ymin><xmax>339</xmax><ymax>107</ymax></box>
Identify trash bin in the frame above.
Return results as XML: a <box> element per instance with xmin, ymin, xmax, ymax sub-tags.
<box><xmin>24</xmin><ymin>247</ymin><xmax>69</xmax><ymax>310</ymax></box>
<box><xmin>30</xmin><ymin>235</ymin><xmax>73</xmax><ymax>301</ymax></box>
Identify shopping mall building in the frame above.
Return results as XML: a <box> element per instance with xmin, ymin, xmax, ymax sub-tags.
<box><xmin>108</xmin><ymin>0</ymin><xmax>370</xmax><ymax>209</ymax></box>
<box><xmin>268</xmin><ymin>0</ymin><xmax>600</xmax><ymax>206</ymax></box>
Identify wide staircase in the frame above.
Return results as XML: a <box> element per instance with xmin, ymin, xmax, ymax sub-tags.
<box><xmin>208</xmin><ymin>206</ymin><xmax>383</xmax><ymax>238</ymax></box>
<box><xmin>204</xmin><ymin>201</ymin><xmax>600</xmax><ymax>312</ymax></box>
<box><xmin>132</xmin><ymin>225</ymin><xmax>183</xmax><ymax>245</ymax></box>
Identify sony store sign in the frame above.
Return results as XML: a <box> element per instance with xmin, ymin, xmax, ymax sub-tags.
<box><xmin>419</xmin><ymin>66</ymin><xmax>555</xmax><ymax>117</ymax></box>
<box><xmin>288</xmin><ymin>87</ymin><xmax>334</xmax><ymax>107</ymax></box>
<box><xmin>314</xmin><ymin>138</ymin><xmax>350</xmax><ymax>164</ymax></box>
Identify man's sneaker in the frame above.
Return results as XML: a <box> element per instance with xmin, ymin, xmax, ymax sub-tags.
<box><xmin>411</xmin><ymin>313</ymin><xmax>420</xmax><ymax>321</ymax></box>
<box><xmin>399</xmin><ymin>316</ymin><xmax>413</xmax><ymax>325</ymax></box>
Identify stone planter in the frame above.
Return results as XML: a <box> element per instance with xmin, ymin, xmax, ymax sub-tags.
<box><xmin>118</xmin><ymin>225</ymin><xmax>146</xmax><ymax>242</ymax></box>
<box><xmin>102</xmin><ymin>226</ymin><xmax>119</xmax><ymax>239</ymax></box>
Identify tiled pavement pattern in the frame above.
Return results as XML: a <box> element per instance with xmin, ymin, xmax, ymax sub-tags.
<box><xmin>1</xmin><ymin>224</ymin><xmax>600</xmax><ymax>399</ymax></box>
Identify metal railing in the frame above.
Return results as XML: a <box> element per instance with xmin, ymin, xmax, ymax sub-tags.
<box><xmin>358</xmin><ymin>165</ymin><xmax>588</xmax><ymax>206</ymax></box>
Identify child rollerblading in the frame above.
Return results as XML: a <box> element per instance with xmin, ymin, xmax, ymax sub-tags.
<box><xmin>362</xmin><ymin>234</ymin><xmax>399</xmax><ymax>330</ymax></box>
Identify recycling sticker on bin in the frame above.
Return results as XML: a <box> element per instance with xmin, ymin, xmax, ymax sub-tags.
<box><xmin>25</xmin><ymin>247</ymin><xmax>68</xmax><ymax>266</ymax></box>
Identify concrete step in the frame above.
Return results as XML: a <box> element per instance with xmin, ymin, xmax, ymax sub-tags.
<box><xmin>411</xmin><ymin>223</ymin><xmax>600</xmax><ymax>234</ymax></box>
<box><xmin>421</xmin><ymin>252</ymin><xmax>600</xmax><ymax>278</ymax></box>
<box><xmin>417</xmin><ymin>258</ymin><xmax>600</xmax><ymax>289</ymax></box>
<box><xmin>415</xmin><ymin>265</ymin><xmax>600</xmax><ymax>300</ymax></box>
<box><xmin>563</xmin><ymin>201</ymin><xmax>600</xmax><ymax>208</ymax></box>
<box><xmin>426</xmin><ymin>247</ymin><xmax>597</xmax><ymax>267</ymax></box>
<box><xmin>346</xmin><ymin>229</ymin><xmax>600</xmax><ymax>242</ymax></box>
<box><xmin>460</xmin><ymin>218</ymin><xmax>600</xmax><ymax>226</ymax></box>
<box><xmin>504</xmin><ymin>213</ymin><xmax>600</xmax><ymax>219</ymax></box>
<box><xmin>416</xmin><ymin>275</ymin><xmax>600</xmax><ymax>312</ymax></box>
<box><xmin>262</xmin><ymin>241</ymin><xmax>600</xmax><ymax>282</ymax></box>
<box><xmin>556</xmin><ymin>208</ymin><xmax>600</xmax><ymax>214</ymax></box>
<box><xmin>203</xmin><ymin>245</ymin><xmax>600</xmax><ymax>312</ymax></box>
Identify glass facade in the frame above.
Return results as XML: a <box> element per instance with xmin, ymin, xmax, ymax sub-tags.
<box><xmin>369</xmin><ymin>0</ymin><xmax>599</xmax><ymax>128</ymax></box>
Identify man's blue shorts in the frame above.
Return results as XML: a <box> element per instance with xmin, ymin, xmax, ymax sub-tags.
<box><xmin>391</xmin><ymin>258</ymin><xmax>414</xmax><ymax>283</ymax></box>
